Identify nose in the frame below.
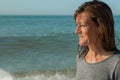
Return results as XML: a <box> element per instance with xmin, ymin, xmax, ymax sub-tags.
<box><xmin>75</xmin><ymin>26</ymin><xmax>81</xmax><ymax>34</ymax></box>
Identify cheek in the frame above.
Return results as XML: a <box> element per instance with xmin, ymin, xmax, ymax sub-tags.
<box><xmin>79</xmin><ymin>37</ymin><xmax>89</xmax><ymax>46</ymax></box>
<box><xmin>87</xmin><ymin>29</ymin><xmax>99</xmax><ymax>41</ymax></box>
<box><xmin>83</xmin><ymin>28</ymin><xmax>90</xmax><ymax>37</ymax></box>
<box><xmin>78</xmin><ymin>27</ymin><xmax>98</xmax><ymax>46</ymax></box>
<box><xmin>79</xmin><ymin>30</ymin><xmax>89</xmax><ymax>46</ymax></box>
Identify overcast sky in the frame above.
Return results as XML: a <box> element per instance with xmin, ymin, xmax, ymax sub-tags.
<box><xmin>0</xmin><ymin>0</ymin><xmax>120</xmax><ymax>15</ymax></box>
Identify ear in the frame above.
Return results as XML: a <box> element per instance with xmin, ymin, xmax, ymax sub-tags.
<box><xmin>97</xmin><ymin>26</ymin><xmax>103</xmax><ymax>35</ymax></box>
<box><xmin>97</xmin><ymin>25</ymin><xmax>105</xmax><ymax>41</ymax></box>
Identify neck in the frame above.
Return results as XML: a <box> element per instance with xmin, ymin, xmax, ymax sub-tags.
<box><xmin>85</xmin><ymin>44</ymin><xmax>113</xmax><ymax>63</ymax></box>
<box><xmin>87</xmin><ymin>43</ymin><xmax>104</xmax><ymax>56</ymax></box>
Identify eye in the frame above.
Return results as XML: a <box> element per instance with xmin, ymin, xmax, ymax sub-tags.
<box><xmin>80</xmin><ymin>24</ymin><xmax>86</xmax><ymax>27</ymax></box>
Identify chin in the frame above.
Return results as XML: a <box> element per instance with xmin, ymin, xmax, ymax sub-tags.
<box><xmin>79</xmin><ymin>41</ymin><xmax>88</xmax><ymax>46</ymax></box>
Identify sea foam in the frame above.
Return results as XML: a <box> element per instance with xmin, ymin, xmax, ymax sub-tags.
<box><xmin>16</xmin><ymin>73</ymin><xmax>75</xmax><ymax>80</ymax></box>
<box><xmin>0</xmin><ymin>69</ymin><xmax>14</xmax><ymax>80</ymax></box>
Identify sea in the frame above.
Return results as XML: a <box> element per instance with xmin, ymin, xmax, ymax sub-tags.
<box><xmin>0</xmin><ymin>15</ymin><xmax>119</xmax><ymax>80</ymax></box>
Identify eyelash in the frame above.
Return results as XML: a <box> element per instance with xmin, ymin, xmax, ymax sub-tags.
<box><xmin>81</xmin><ymin>25</ymin><xmax>86</xmax><ymax>27</ymax></box>
<box><xmin>76</xmin><ymin>24</ymin><xmax>86</xmax><ymax>27</ymax></box>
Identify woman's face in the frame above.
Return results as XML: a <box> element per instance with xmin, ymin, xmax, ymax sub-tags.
<box><xmin>75</xmin><ymin>12</ymin><xmax>99</xmax><ymax>46</ymax></box>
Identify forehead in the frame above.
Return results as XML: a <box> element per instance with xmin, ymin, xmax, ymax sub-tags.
<box><xmin>76</xmin><ymin>12</ymin><xmax>92</xmax><ymax>23</ymax></box>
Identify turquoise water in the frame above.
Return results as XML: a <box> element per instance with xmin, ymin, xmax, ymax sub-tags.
<box><xmin>0</xmin><ymin>15</ymin><xmax>119</xmax><ymax>80</ymax></box>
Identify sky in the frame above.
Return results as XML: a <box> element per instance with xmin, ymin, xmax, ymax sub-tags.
<box><xmin>0</xmin><ymin>0</ymin><xmax>120</xmax><ymax>15</ymax></box>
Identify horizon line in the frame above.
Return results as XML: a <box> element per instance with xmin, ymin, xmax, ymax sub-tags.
<box><xmin>0</xmin><ymin>14</ymin><xmax>120</xmax><ymax>16</ymax></box>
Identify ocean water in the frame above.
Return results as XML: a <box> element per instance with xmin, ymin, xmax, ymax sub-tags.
<box><xmin>0</xmin><ymin>15</ymin><xmax>119</xmax><ymax>80</ymax></box>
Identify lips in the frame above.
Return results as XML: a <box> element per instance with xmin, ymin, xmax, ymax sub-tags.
<box><xmin>78</xmin><ymin>35</ymin><xmax>84</xmax><ymax>38</ymax></box>
<box><xmin>78</xmin><ymin>35</ymin><xmax>84</xmax><ymax>40</ymax></box>
<box><xmin>80</xmin><ymin>36</ymin><xmax>84</xmax><ymax>38</ymax></box>
<box><xmin>78</xmin><ymin>36</ymin><xmax>83</xmax><ymax>40</ymax></box>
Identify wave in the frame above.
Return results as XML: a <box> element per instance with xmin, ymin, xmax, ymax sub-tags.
<box><xmin>0</xmin><ymin>69</ymin><xmax>14</xmax><ymax>80</ymax></box>
<box><xmin>0</xmin><ymin>68</ymin><xmax>76</xmax><ymax>80</ymax></box>
<box><xmin>15</xmin><ymin>73</ymin><xmax>76</xmax><ymax>80</ymax></box>
<box><xmin>14</xmin><ymin>69</ymin><xmax>76</xmax><ymax>80</ymax></box>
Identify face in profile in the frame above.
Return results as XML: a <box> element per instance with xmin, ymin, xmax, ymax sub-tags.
<box><xmin>75</xmin><ymin>12</ymin><xmax>100</xmax><ymax>46</ymax></box>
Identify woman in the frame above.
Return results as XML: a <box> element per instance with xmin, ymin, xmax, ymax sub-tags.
<box><xmin>74</xmin><ymin>0</ymin><xmax>120</xmax><ymax>80</ymax></box>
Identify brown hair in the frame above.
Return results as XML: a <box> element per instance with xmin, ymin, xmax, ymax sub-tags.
<box><xmin>74</xmin><ymin>0</ymin><xmax>119</xmax><ymax>57</ymax></box>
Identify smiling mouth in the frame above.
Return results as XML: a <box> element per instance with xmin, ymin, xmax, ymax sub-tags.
<box><xmin>79</xmin><ymin>35</ymin><xmax>84</xmax><ymax>38</ymax></box>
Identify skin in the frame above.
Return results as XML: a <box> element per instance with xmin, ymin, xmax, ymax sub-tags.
<box><xmin>75</xmin><ymin>12</ymin><xmax>113</xmax><ymax>63</ymax></box>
